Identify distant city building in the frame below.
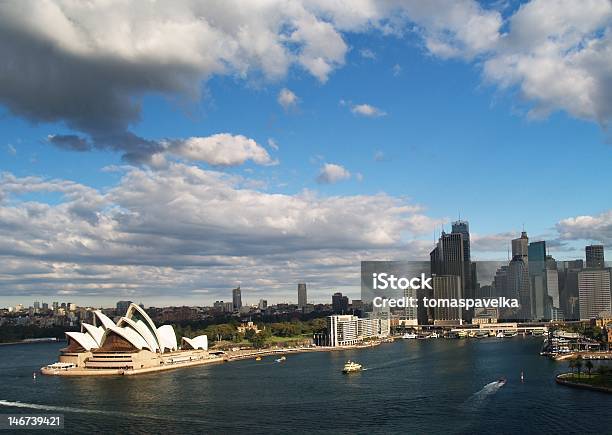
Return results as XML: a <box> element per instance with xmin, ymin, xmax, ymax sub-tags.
<box><xmin>586</xmin><ymin>244</ymin><xmax>605</xmax><ymax>268</ymax></box>
<box><xmin>578</xmin><ymin>268</ymin><xmax>612</xmax><ymax>320</ymax></box>
<box><xmin>232</xmin><ymin>286</ymin><xmax>242</xmax><ymax>311</ymax></box>
<box><xmin>432</xmin><ymin>275</ymin><xmax>463</xmax><ymax>325</ymax></box>
<box><xmin>33</xmin><ymin>301</ymin><xmax>40</xmax><ymax>310</ymax></box>
<box><xmin>297</xmin><ymin>283</ymin><xmax>307</xmax><ymax>309</ymax></box>
<box><xmin>213</xmin><ymin>301</ymin><xmax>225</xmax><ymax>312</ymax></box>
<box><xmin>332</xmin><ymin>292</ymin><xmax>349</xmax><ymax>314</ymax></box>
<box><xmin>258</xmin><ymin>299</ymin><xmax>268</xmax><ymax>310</ymax></box>
<box><xmin>116</xmin><ymin>300</ymin><xmax>133</xmax><ymax>315</ymax></box>
<box><xmin>223</xmin><ymin>301</ymin><xmax>234</xmax><ymax>313</ymax></box>
<box><xmin>512</xmin><ymin>231</ymin><xmax>529</xmax><ymax>258</ymax></box>
<box><xmin>326</xmin><ymin>314</ymin><xmax>389</xmax><ymax>347</ymax></box>
<box><xmin>42</xmin><ymin>302</ymin><xmax>49</xmax><ymax>310</ymax></box>
<box><xmin>558</xmin><ymin>260</ymin><xmax>583</xmax><ymax>320</ymax></box>
<box><xmin>508</xmin><ymin>231</ymin><xmax>530</xmax><ymax>319</ymax></box>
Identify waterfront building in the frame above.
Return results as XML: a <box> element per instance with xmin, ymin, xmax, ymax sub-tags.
<box><xmin>232</xmin><ymin>286</ymin><xmax>242</xmax><ymax>311</ymax></box>
<box><xmin>55</xmin><ymin>303</ymin><xmax>209</xmax><ymax>370</ymax></box>
<box><xmin>326</xmin><ymin>314</ymin><xmax>389</xmax><ymax>347</ymax></box>
<box><xmin>432</xmin><ymin>275</ymin><xmax>463</xmax><ymax>325</ymax></box>
<box><xmin>332</xmin><ymin>292</ymin><xmax>349</xmax><ymax>314</ymax></box>
<box><xmin>586</xmin><ymin>244</ymin><xmax>605</xmax><ymax>268</ymax></box>
<box><xmin>578</xmin><ymin>268</ymin><xmax>612</xmax><ymax>320</ymax></box>
<box><xmin>298</xmin><ymin>283</ymin><xmax>307</xmax><ymax>308</ymax></box>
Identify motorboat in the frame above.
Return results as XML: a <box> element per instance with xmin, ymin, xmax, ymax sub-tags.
<box><xmin>402</xmin><ymin>333</ymin><xmax>417</xmax><ymax>339</ymax></box>
<box><xmin>275</xmin><ymin>356</ymin><xmax>286</xmax><ymax>363</ymax></box>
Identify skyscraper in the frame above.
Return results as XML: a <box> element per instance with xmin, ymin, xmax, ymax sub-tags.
<box><xmin>508</xmin><ymin>231</ymin><xmax>530</xmax><ymax>319</ymax></box>
<box><xmin>116</xmin><ymin>300</ymin><xmax>132</xmax><ymax>315</ymax></box>
<box><xmin>297</xmin><ymin>283</ymin><xmax>307</xmax><ymax>308</ymax></box>
<box><xmin>586</xmin><ymin>245</ymin><xmax>605</xmax><ymax>268</ymax></box>
<box><xmin>451</xmin><ymin>219</ymin><xmax>477</xmax><ymax>303</ymax></box>
<box><xmin>232</xmin><ymin>286</ymin><xmax>242</xmax><ymax>311</ymax></box>
<box><xmin>578</xmin><ymin>268</ymin><xmax>611</xmax><ymax>320</ymax></box>
<box><xmin>528</xmin><ymin>241</ymin><xmax>546</xmax><ymax>320</ymax></box>
<box><xmin>432</xmin><ymin>275</ymin><xmax>463</xmax><ymax>325</ymax></box>
<box><xmin>332</xmin><ymin>292</ymin><xmax>349</xmax><ymax>314</ymax></box>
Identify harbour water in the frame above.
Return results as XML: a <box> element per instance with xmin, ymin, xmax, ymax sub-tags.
<box><xmin>2</xmin><ymin>337</ymin><xmax>612</xmax><ymax>434</ymax></box>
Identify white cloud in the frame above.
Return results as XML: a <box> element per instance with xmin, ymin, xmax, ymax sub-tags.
<box><xmin>6</xmin><ymin>144</ymin><xmax>16</xmax><ymax>155</ymax></box>
<box><xmin>360</xmin><ymin>48</ymin><xmax>376</xmax><ymax>59</ymax></box>
<box><xmin>350</xmin><ymin>103</ymin><xmax>386</xmax><ymax>117</ymax></box>
<box><xmin>163</xmin><ymin>134</ymin><xmax>277</xmax><ymax>167</ymax></box>
<box><xmin>267</xmin><ymin>138</ymin><xmax>279</xmax><ymax>150</ymax></box>
<box><xmin>556</xmin><ymin>210</ymin><xmax>612</xmax><ymax>244</ymax></box>
<box><xmin>277</xmin><ymin>88</ymin><xmax>298</xmax><ymax>110</ymax></box>
<box><xmin>392</xmin><ymin>64</ymin><xmax>402</xmax><ymax>76</ymax></box>
<box><xmin>316</xmin><ymin>163</ymin><xmax>351</xmax><ymax>184</ymax></box>
<box><xmin>0</xmin><ymin>166</ymin><xmax>441</xmax><ymax>302</ymax></box>
<box><xmin>483</xmin><ymin>0</ymin><xmax>612</xmax><ymax>124</ymax></box>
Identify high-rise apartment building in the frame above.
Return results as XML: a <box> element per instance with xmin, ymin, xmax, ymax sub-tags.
<box><xmin>297</xmin><ymin>283</ymin><xmax>307</xmax><ymax>308</ymax></box>
<box><xmin>326</xmin><ymin>314</ymin><xmax>389</xmax><ymax>347</ymax></box>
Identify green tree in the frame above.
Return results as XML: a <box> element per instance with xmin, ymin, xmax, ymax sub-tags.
<box><xmin>575</xmin><ymin>356</ymin><xmax>583</xmax><ymax>378</ymax></box>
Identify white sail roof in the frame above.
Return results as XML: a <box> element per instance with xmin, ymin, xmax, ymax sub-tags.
<box><xmin>66</xmin><ymin>331</ymin><xmax>99</xmax><ymax>351</ymax></box>
<box><xmin>157</xmin><ymin>325</ymin><xmax>178</xmax><ymax>352</ymax></box>
<box><xmin>181</xmin><ymin>335</ymin><xmax>208</xmax><ymax>350</ymax></box>
<box><xmin>117</xmin><ymin>317</ymin><xmax>160</xmax><ymax>352</ymax></box>
<box><xmin>81</xmin><ymin>323</ymin><xmax>105</xmax><ymax>347</ymax></box>
<box><xmin>93</xmin><ymin>310</ymin><xmax>115</xmax><ymax>330</ymax></box>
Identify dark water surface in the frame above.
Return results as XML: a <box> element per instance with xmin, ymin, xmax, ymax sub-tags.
<box><xmin>1</xmin><ymin>338</ymin><xmax>611</xmax><ymax>434</ymax></box>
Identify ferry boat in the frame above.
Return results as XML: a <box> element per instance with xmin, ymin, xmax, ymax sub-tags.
<box><xmin>503</xmin><ymin>330</ymin><xmax>518</xmax><ymax>337</ymax></box>
<box><xmin>475</xmin><ymin>331</ymin><xmax>489</xmax><ymax>339</ymax></box>
<box><xmin>496</xmin><ymin>331</ymin><xmax>505</xmax><ymax>338</ymax></box>
<box><xmin>275</xmin><ymin>356</ymin><xmax>286</xmax><ymax>363</ymax></box>
<box><xmin>342</xmin><ymin>361</ymin><xmax>363</xmax><ymax>374</ymax></box>
<box><xmin>457</xmin><ymin>330</ymin><xmax>468</xmax><ymax>339</ymax></box>
<box><xmin>255</xmin><ymin>356</ymin><xmax>262</xmax><ymax>361</ymax></box>
<box><xmin>402</xmin><ymin>333</ymin><xmax>417</xmax><ymax>339</ymax></box>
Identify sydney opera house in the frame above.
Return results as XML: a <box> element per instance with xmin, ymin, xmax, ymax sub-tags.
<box><xmin>42</xmin><ymin>303</ymin><xmax>218</xmax><ymax>376</ymax></box>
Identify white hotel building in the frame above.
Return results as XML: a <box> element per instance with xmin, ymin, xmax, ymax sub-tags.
<box><xmin>327</xmin><ymin>315</ymin><xmax>390</xmax><ymax>347</ymax></box>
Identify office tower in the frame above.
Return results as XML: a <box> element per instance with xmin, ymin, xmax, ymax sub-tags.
<box><xmin>232</xmin><ymin>286</ymin><xmax>242</xmax><ymax>311</ymax></box>
<box><xmin>116</xmin><ymin>300</ymin><xmax>132</xmax><ymax>315</ymax></box>
<box><xmin>33</xmin><ymin>301</ymin><xmax>40</xmax><ymax>310</ymax></box>
<box><xmin>42</xmin><ymin>302</ymin><xmax>49</xmax><ymax>310</ymax></box>
<box><xmin>512</xmin><ymin>231</ymin><xmax>529</xmax><ymax>258</ymax></box>
<box><xmin>507</xmin><ymin>231</ymin><xmax>530</xmax><ymax>319</ymax></box>
<box><xmin>213</xmin><ymin>301</ymin><xmax>225</xmax><ymax>311</ymax></box>
<box><xmin>258</xmin><ymin>299</ymin><xmax>267</xmax><ymax>310</ymax></box>
<box><xmin>431</xmin><ymin>229</ymin><xmax>472</xmax><ymax>321</ymax></box>
<box><xmin>297</xmin><ymin>283</ymin><xmax>307</xmax><ymax>308</ymax></box>
<box><xmin>578</xmin><ymin>268</ymin><xmax>612</xmax><ymax>320</ymax></box>
<box><xmin>493</xmin><ymin>265</ymin><xmax>509</xmax><ymax>298</ymax></box>
<box><xmin>452</xmin><ymin>219</ymin><xmax>477</xmax><ymax>303</ymax></box>
<box><xmin>586</xmin><ymin>245</ymin><xmax>605</xmax><ymax>268</ymax></box>
<box><xmin>332</xmin><ymin>292</ymin><xmax>349</xmax><ymax>314</ymax></box>
<box><xmin>223</xmin><ymin>301</ymin><xmax>234</xmax><ymax>313</ymax></box>
<box><xmin>432</xmin><ymin>275</ymin><xmax>463</xmax><ymax>325</ymax></box>
<box><xmin>528</xmin><ymin>241</ymin><xmax>546</xmax><ymax>320</ymax></box>
<box><xmin>558</xmin><ymin>260</ymin><xmax>583</xmax><ymax>320</ymax></box>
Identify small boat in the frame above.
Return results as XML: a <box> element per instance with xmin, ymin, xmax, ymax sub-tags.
<box><xmin>342</xmin><ymin>361</ymin><xmax>362</xmax><ymax>374</ymax></box>
<box><xmin>503</xmin><ymin>330</ymin><xmax>518</xmax><ymax>338</ymax></box>
<box><xmin>520</xmin><ymin>371</ymin><xmax>524</xmax><ymax>382</ymax></box>
<box><xmin>255</xmin><ymin>356</ymin><xmax>262</xmax><ymax>361</ymax></box>
<box><xmin>496</xmin><ymin>332</ymin><xmax>504</xmax><ymax>338</ymax></box>
<box><xmin>430</xmin><ymin>332</ymin><xmax>440</xmax><ymax>339</ymax></box>
<box><xmin>275</xmin><ymin>356</ymin><xmax>286</xmax><ymax>363</ymax></box>
<box><xmin>457</xmin><ymin>330</ymin><xmax>468</xmax><ymax>338</ymax></box>
<box><xmin>402</xmin><ymin>333</ymin><xmax>417</xmax><ymax>339</ymax></box>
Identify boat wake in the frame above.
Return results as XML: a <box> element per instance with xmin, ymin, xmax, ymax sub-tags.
<box><xmin>0</xmin><ymin>400</ymin><xmax>208</xmax><ymax>424</ymax></box>
<box><xmin>464</xmin><ymin>380</ymin><xmax>505</xmax><ymax>408</ymax></box>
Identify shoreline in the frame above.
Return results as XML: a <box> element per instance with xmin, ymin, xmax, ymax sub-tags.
<box><xmin>555</xmin><ymin>373</ymin><xmax>612</xmax><ymax>394</ymax></box>
<box><xmin>41</xmin><ymin>340</ymin><xmax>385</xmax><ymax>377</ymax></box>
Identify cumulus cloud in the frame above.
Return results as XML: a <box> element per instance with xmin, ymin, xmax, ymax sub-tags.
<box><xmin>0</xmin><ymin>166</ymin><xmax>441</xmax><ymax>302</ymax></box>
<box><xmin>483</xmin><ymin>0</ymin><xmax>612</xmax><ymax>125</ymax></box>
<box><xmin>162</xmin><ymin>134</ymin><xmax>277</xmax><ymax>167</ymax></box>
<box><xmin>277</xmin><ymin>88</ymin><xmax>298</xmax><ymax>110</ymax></box>
<box><xmin>350</xmin><ymin>103</ymin><xmax>387</xmax><ymax>117</ymax></box>
<box><xmin>360</xmin><ymin>48</ymin><xmax>376</xmax><ymax>59</ymax></box>
<box><xmin>316</xmin><ymin>163</ymin><xmax>351</xmax><ymax>184</ymax></box>
<box><xmin>0</xmin><ymin>0</ymin><xmax>608</xmax><ymax>163</ymax></box>
<box><xmin>556</xmin><ymin>210</ymin><xmax>612</xmax><ymax>244</ymax></box>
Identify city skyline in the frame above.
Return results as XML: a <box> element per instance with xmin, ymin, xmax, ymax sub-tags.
<box><xmin>0</xmin><ymin>1</ymin><xmax>611</xmax><ymax>307</ymax></box>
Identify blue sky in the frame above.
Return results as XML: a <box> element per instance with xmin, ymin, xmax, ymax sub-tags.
<box><xmin>0</xmin><ymin>0</ymin><xmax>610</xmax><ymax>306</ymax></box>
